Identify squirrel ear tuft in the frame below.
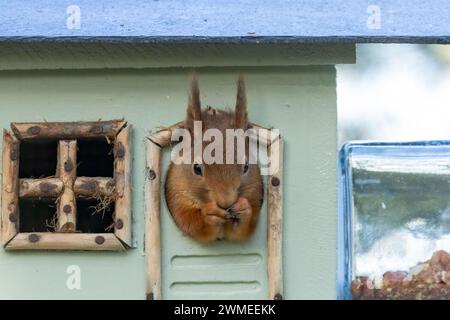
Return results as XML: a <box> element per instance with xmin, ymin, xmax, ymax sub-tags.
<box><xmin>186</xmin><ymin>72</ymin><xmax>202</xmax><ymax>131</ymax></box>
<box><xmin>235</xmin><ymin>74</ymin><xmax>248</xmax><ymax>129</ymax></box>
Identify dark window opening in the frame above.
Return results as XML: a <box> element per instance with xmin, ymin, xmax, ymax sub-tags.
<box><xmin>19</xmin><ymin>140</ymin><xmax>57</xmax><ymax>178</ymax></box>
<box><xmin>76</xmin><ymin>198</ymin><xmax>114</xmax><ymax>233</ymax></box>
<box><xmin>19</xmin><ymin>198</ymin><xmax>57</xmax><ymax>232</ymax></box>
<box><xmin>77</xmin><ymin>138</ymin><xmax>114</xmax><ymax>177</ymax></box>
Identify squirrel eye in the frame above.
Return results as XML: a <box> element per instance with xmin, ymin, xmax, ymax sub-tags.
<box><xmin>193</xmin><ymin>163</ymin><xmax>203</xmax><ymax>176</ymax></box>
<box><xmin>243</xmin><ymin>162</ymin><xmax>249</xmax><ymax>174</ymax></box>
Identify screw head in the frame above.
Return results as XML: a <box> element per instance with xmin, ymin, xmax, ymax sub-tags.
<box><xmin>9</xmin><ymin>212</ymin><xmax>18</xmax><ymax>223</ymax></box>
<box><xmin>64</xmin><ymin>160</ymin><xmax>74</xmax><ymax>172</ymax></box>
<box><xmin>274</xmin><ymin>293</ymin><xmax>283</xmax><ymax>300</ymax></box>
<box><xmin>28</xmin><ymin>126</ymin><xmax>41</xmax><ymax>135</ymax></box>
<box><xmin>115</xmin><ymin>219</ymin><xmax>124</xmax><ymax>230</ymax></box>
<box><xmin>95</xmin><ymin>235</ymin><xmax>105</xmax><ymax>245</ymax></box>
<box><xmin>63</xmin><ymin>205</ymin><xmax>72</xmax><ymax>214</ymax></box>
<box><xmin>81</xmin><ymin>180</ymin><xmax>97</xmax><ymax>192</ymax></box>
<box><xmin>39</xmin><ymin>182</ymin><xmax>56</xmax><ymax>193</ymax></box>
<box><xmin>28</xmin><ymin>234</ymin><xmax>40</xmax><ymax>243</ymax></box>
<box><xmin>271</xmin><ymin>177</ymin><xmax>280</xmax><ymax>187</ymax></box>
<box><xmin>10</xmin><ymin>144</ymin><xmax>19</xmax><ymax>161</ymax></box>
<box><xmin>148</xmin><ymin>169</ymin><xmax>156</xmax><ymax>180</ymax></box>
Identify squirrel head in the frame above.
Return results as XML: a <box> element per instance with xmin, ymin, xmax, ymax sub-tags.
<box><xmin>167</xmin><ymin>73</ymin><xmax>262</xmax><ymax>211</ymax></box>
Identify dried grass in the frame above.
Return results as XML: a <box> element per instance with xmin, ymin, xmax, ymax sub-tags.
<box><xmin>88</xmin><ymin>185</ymin><xmax>116</xmax><ymax>219</ymax></box>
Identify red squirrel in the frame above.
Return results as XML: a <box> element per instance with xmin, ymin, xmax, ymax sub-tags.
<box><xmin>165</xmin><ymin>74</ymin><xmax>264</xmax><ymax>242</ymax></box>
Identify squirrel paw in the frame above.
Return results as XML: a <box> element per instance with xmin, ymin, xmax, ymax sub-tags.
<box><xmin>224</xmin><ymin>197</ymin><xmax>255</xmax><ymax>240</ymax></box>
<box><xmin>201</xmin><ymin>202</ymin><xmax>228</xmax><ymax>226</ymax></box>
<box><xmin>204</xmin><ymin>214</ymin><xmax>227</xmax><ymax>227</ymax></box>
<box><xmin>229</xmin><ymin>197</ymin><xmax>252</xmax><ymax>223</ymax></box>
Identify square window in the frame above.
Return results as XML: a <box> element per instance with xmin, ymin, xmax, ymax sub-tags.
<box><xmin>77</xmin><ymin>138</ymin><xmax>114</xmax><ymax>177</ymax></box>
<box><xmin>339</xmin><ymin>142</ymin><xmax>450</xmax><ymax>300</ymax></box>
<box><xmin>76</xmin><ymin>198</ymin><xmax>115</xmax><ymax>233</ymax></box>
<box><xmin>1</xmin><ymin>120</ymin><xmax>132</xmax><ymax>251</ymax></box>
<box><xmin>19</xmin><ymin>198</ymin><xmax>57</xmax><ymax>232</ymax></box>
<box><xmin>19</xmin><ymin>140</ymin><xmax>57</xmax><ymax>178</ymax></box>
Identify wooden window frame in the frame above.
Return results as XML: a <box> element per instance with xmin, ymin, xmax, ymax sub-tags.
<box><xmin>1</xmin><ymin>120</ymin><xmax>132</xmax><ymax>251</ymax></box>
<box><xmin>144</xmin><ymin>122</ymin><xmax>283</xmax><ymax>300</ymax></box>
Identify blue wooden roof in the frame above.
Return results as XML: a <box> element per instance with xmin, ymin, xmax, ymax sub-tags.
<box><xmin>1</xmin><ymin>0</ymin><xmax>449</xmax><ymax>43</ymax></box>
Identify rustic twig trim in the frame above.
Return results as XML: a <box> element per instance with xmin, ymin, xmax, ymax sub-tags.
<box><xmin>2</xmin><ymin>120</ymin><xmax>132</xmax><ymax>251</ymax></box>
<box><xmin>74</xmin><ymin>177</ymin><xmax>115</xmax><ymax>197</ymax></box>
<box><xmin>56</xmin><ymin>140</ymin><xmax>77</xmax><ymax>233</ymax></box>
<box><xmin>147</xmin><ymin>122</ymin><xmax>183</xmax><ymax>147</ymax></box>
<box><xmin>145</xmin><ymin>138</ymin><xmax>162</xmax><ymax>300</ymax></box>
<box><xmin>19</xmin><ymin>177</ymin><xmax>115</xmax><ymax>199</ymax></box>
<box><xmin>11</xmin><ymin>120</ymin><xmax>127</xmax><ymax>140</ymax></box>
<box><xmin>5</xmin><ymin>233</ymin><xmax>125</xmax><ymax>251</ymax></box>
<box><xmin>1</xmin><ymin>130</ymin><xmax>19</xmax><ymax>245</ymax></box>
<box><xmin>114</xmin><ymin>125</ymin><xmax>132</xmax><ymax>247</ymax></box>
<box><xmin>144</xmin><ymin>122</ymin><xmax>180</xmax><ymax>299</ymax></box>
<box><xmin>144</xmin><ymin>122</ymin><xmax>283</xmax><ymax>300</ymax></box>
<box><xmin>144</xmin><ymin>122</ymin><xmax>186</xmax><ymax>299</ymax></box>
<box><xmin>19</xmin><ymin>178</ymin><xmax>63</xmax><ymax>198</ymax></box>
<box><xmin>146</xmin><ymin>122</ymin><xmax>277</xmax><ymax>148</ymax></box>
<box><xmin>267</xmin><ymin>137</ymin><xmax>284</xmax><ymax>300</ymax></box>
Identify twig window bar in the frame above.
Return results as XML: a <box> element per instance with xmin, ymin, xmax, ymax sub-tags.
<box><xmin>1</xmin><ymin>120</ymin><xmax>132</xmax><ymax>251</ymax></box>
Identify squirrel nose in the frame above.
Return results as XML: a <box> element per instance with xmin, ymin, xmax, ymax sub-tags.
<box><xmin>217</xmin><ymin>201</ymin><xmax>235</xmax><ymax>211</ymax></box>
<box><xmin>215</xmin><ymin>192</ymin><xmax>238</xmax><ymax>210</ymax></box>
<box><xmin>217</xmin><ymin>204</ymin><xmax>230</xmax><ymax>210</ymax></box>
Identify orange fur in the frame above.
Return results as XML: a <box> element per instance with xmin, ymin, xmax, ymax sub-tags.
<box><xmin>165</xmin><ymin>74</ymin><xmax>264</xmax><ymax>242</ymax></box>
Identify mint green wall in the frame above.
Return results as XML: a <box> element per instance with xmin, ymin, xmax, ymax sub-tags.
<box><xmin>0</xmin><ymin>44</ymin><xmax>350</xmax><ymax>299</ymax></box>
